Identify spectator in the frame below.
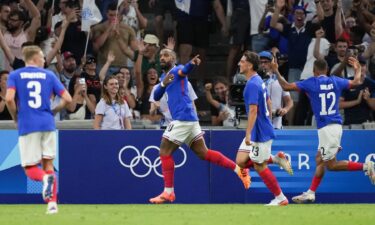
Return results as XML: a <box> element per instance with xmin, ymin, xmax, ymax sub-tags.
<box><xmin>249</xmin><ymin>0</ymin><xmax>270</xmax><ymax>53</ymax></box>
<box><xmin>117</xmin><ymin>66</ymin><xmax>136</xmax><ymax>109</ymax></box>
<box><xmin>340</xmin><ymin>57</ymin><xmax>375</xmax><ymax>125</ymax></box>
<box><xmin>226</xmin><ymin>0</ymin><xmax>250</xmax><ymax>79</ymax></box>
<box><xmin>148</xmin><ymin>0</ymin><xmax>177</xmax><ymax>45</ymax></box>
<box><xmin>176</xmin><ymin>0</ymin><xmax>228</xmax><ymax>76</ymax></box>
<box><xmin>66</xmin><ymin>76</ymin><xmax>96</xmax><ymax>120</ymax></box>
<box><xmin>204</xmin><ymin>77</ymin><xmax>236</xmax><ymax>127</ymax></box>
<box><xmin>80</xmin><ymin>55</ymin><xmax>101</xmax><ymax>104</ymax></box>
<box><xmin>271</xmin><ymin>0</ymin><xmax>313</xmax><ymax>103</ymax></box>
<box><xmin>92</xmin><ymin>2</ymin><xmax>137</xmax><ymax>75</ymax></box>
<box><xmin>315</xmin><ymin>0</ymin><xmax>344</xmax><ymax>43</ymax></box>
<box><xmin>0</xmin><ymin>3</ymin><xmax>10</xmax><ymax>32</ymax></box>
<box><xmin>59</xmin><ymin>51</ymin><xmax>79</xmax><ymax>89</ymax></box>
<box><xmin>316</xmin><ymin>37</ymin><xmax>348</xmax><ymax>74</ymax></box>
<box><xmin>93</xmin><ymin>75</ymin><xmax>132</xmax><ymax>130</ymax></box>
<box><xmin>3</xmin><ymin>0</ymin><xmax>41</xmax><ymax>70</ymax></box>
<box><xmin>259</xmin><ymin>51</ymin><xmax>293</xmax><ymax>129</ymax></box>
<box><xmin>0</xmin><ymin>70</ymin><xmax>11</xmax><ymax>120</ymax></box>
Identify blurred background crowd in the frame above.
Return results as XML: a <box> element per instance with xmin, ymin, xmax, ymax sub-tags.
<box><xmin>0</xmin><ymin>0</ymin><xmax>374</xmax><ymax>129</ymax></box>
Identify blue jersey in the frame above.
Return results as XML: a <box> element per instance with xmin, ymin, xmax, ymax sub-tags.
<box><xmin>156</xmin><ymin>64</ymin><xmax>198</xmax><ymax>121</ymax></box>
<box><xmin>296</xmin><ymin>75</ymin><xmax>350</xmax><ymax>129</ymax></box>
<box><xmin>7</xmin><ymin>66</ymin><xmax>65</xmax><ymax>135</ymax></box>
<box><xmin>243</xmin><ymin>74</ymin><xmax>275</xmax><ymax>142</ymax></box>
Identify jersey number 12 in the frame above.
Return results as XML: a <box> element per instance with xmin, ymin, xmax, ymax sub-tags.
<box><xmin>319</xmin><ymin>92</ymin><xmax>336</xmax><ymax>116</ymax></box>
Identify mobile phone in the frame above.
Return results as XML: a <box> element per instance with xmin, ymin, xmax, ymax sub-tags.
<box><xmin>79</xmin><ymin>78</ymin><xmax>86</xmax><ymax>85</ymax></box>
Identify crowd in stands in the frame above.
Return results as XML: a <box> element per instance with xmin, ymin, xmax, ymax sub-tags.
<box><xmin>0</xmin><ymin>0</ymin><xmax>374</xmax><ymax>129</ymax></box>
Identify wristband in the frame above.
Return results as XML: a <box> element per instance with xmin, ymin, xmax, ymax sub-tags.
<box><xmin>160</xmin><ymin>82</ymin><xmax>166</xmax><ymax>88</ymax></box>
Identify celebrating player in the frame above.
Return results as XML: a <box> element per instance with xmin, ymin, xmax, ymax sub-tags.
<box><xmin>273</xmin><ymin>57</ymin><xmax>375</xmax><ymax>203</ymax></box>
<box><xmin>149</xmin><ymin>48</ymin><xmax>250</xmax><ymax>204</ymax></box>
<box><xmin>235</xmin><ymin>51</ymin><xmax>289</xmax><ymax>206</ymax></box>
<box><xmin>5</xmin><ymin>45</ymin><xmax>72</xmax><ymax>214</ymax></box>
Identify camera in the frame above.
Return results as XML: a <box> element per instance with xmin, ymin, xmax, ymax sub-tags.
<box><xmin>346</xmin><ymin>47</ymin><xmax>358</xmax><ymax>58</ymax></box>
<box><xmin>275</xmin><ymin>52</ymin><xmax>288</xmax><ymax>61</ymax></box>
<box><xmin>79</xmin><ymin>78</ymin><xmax>86</xmax><ymax>85</ymax></box>
<box><xmin>272</xmin><ymin>109</ymin><xmax>282</xmax><ymax>117</ymax></box>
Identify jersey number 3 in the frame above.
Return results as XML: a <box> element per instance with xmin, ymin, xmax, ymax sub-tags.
<box><xmin>319</xmin><ymin>92</ymin><xmax>336</xmax><ymax>116</ymax></box>
<box><xmin>27</xmin><ymin>81</ymin><xmax>42</xmax><ymax>108</ymax></box>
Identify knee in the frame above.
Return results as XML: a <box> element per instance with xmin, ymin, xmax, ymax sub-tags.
<box><xmin>326</xmin><ymin>163</ymin><xmax>335</xmax><ymax>171</ymax></box>
<box><xmin>236</xmin><ymin>160</ymin><xmax>247</xmax><ymax>168</ymax></box>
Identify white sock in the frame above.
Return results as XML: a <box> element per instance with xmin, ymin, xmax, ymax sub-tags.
<box><xmin>234</xmin><ymin>165</ymin><xmax>240</xmax><ymax>173</ymax></box>
<box><xmin>276</xmin><ymin>192</ymin><xmax>286</xmax><ymax>201</ymax></box>
<box><xmin>307</xmin><ymin>189</ymin><xmax>315</xmax><ymax>194</ymax></box>
<box><xmin>164</xmin><ymin>187</ymin><xmax>174</xmax><ymax>194</ymax></box>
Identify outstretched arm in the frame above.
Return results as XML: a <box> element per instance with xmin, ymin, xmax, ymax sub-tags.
<box><xmin>271</xmin><ymin>58</ymin><xmax>299</xmax><ymax>91</ymax></box>
<box><xmin>178</xmin><ymin>55</ymin><xmax>201</xmax><ymax>77</ymax></box>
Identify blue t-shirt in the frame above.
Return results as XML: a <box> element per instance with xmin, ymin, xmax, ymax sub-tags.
<box><xmin>7</xmin><ymin>66</ymin><xmax>65</xmax><ymax>135</ymax></box>
<box><xmin>243</xmin><ymin>74</ymin><xmax>275</xmax><ymax>142</ymax></box>
<box><xmin>158</xmin><ymin>65</ymin><xmax>198</xmax><ymax>122</ymax></box>
<box><xmin>296</xmin><ymin>75</ymin><xmax>350</xmax><ymax>129</ymax></box>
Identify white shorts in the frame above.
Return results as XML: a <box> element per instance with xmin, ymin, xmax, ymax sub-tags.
<box><xmin>162</xmin><ymin>121</ymin><xmax>204</xmax><ymax>146</ymax></box>
<box><xmin>238</xmin><ymin>139</ymin><xmax>273</xmax><ymax>163</ymax></box>
<box><xmin>18</xmin><ymin>131</ymin><xmax>57</xmax><ymax>167</ymax></box>
<box><xmin>318</xmin><ymin>124</ymin><xmax>342</xmax><ymax>161</ymax></box>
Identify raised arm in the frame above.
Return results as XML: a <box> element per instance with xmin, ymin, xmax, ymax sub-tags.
<box><xmin>270</xmin><ymin>0</ymin><xmax>285</xmax><ymax>32</ymax></box>
<box><xmin>315</xmin><ymin>0</ymin><xmax>324</xmax><ymax>21</ymax></box>
<box><xmin>313</xmin><ymin>28</ymin><xmax>325</xmax><ymax>60</ymax></box>
<box><xmin>213</xmin><ymin>0</ymin><xmax>228</xmax><ymax>36</ymax></box>
<box><xmin>271</xmin><ymin>58</ymin><xmax>298</xmax><ymax>91</ymax></box>
<box><xmin>178</xmin><ymin>55</ymin><xmax>200</xmax><ymax>77</ymax></box>
<box><xmin>339</xmin><ymin>91</ymin><xmax>363</xmax><ymax>109</ymax></box>
<box><xmin>0</xmin><ymin>30</ymin><xmax>15</xmax><ymax>65</ymax></box>
<box><xmin>335</xmin><ymin>0</ymin><xmax>344</xmax><ymax>39</ymax></box>
<box><xmin>99</xmin><ymin>51</ymin><xmax>115</xmax><ymax>82</ymax></box>
<box><xmin>204</xmin><ymin>83</ymin><xmax>221</xmax><ymax>109</ymax></box>
<box><xmin>347</xmin><ymin>57</ymin><xmax>362</xmax><ymax>87</ymax></box>
<box><xmin>23</xmin><ymin>0</ymin><xmax>41</xmax><ymax>42</ymax></box>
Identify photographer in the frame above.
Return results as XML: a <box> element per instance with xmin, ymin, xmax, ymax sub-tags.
<box><xmin>259</xmin><ymin>51</ymin><xmax>293</xmax><ymax>129</ymax></box>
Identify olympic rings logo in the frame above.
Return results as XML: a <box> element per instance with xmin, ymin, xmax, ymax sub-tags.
<box><xmin>118</xmin><ymin>145</ymin><xmax>187</xmax><ymax>178</ymax></box>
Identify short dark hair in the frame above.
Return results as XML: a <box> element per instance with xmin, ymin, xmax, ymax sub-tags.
<box><xmin>313</xmin><ymin>59</ymin><xmax>328</xmax><ymax>72</ymax></box>
<box><xmin>9</xmin><ymin>10</ymin><xmax>27</xmax><ymax>23</ymax></box>
<box><xmin>213</xmin><ymin>76</ymin><xmax>229</xmax><ymax>88</ymax></box>
<box><xmin>243</xmin><ymin>50</ymin><xmax>260</xmax><ymax>71</ymax></box>
<box><xmin>336</xmin><ymin>37</ymin><xmax>348</xmax><ymax>45</ymax></box>
<box><xmin>0</xmin><ymin>70</ymin><xmax>9</xmax><ymax>78</ymax></box>
<box><xmin>107</xmin><ymin>2</ymin><xmax>118</xmax><ymax>11</ymax></box>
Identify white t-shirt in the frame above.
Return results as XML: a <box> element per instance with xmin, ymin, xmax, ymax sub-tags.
<box><xmin>266</xmin><ymin>74</ymin><xmax>291</xmax><ymax>129</ymax></box>
<box><xmin>149</xmin><ymin>82</ymin><xmax>198</xmax><ymax>127</ymax></box>
<box><xmin>300</xmin><ymin>38</ymin><xmax>330</xmax><ymax>80</ymax></box>
<box><xmin>95</xmin><ymin>99</ymin><xmax>132</xmax><ymax>129</ymax></box>
<box><xmin>249</xmin><ymin>0</ymin><xmax>267</xmax><ymax>35</ymax></box>
<box><xmin>121</xmin><ymin>5</ymin><xmax>139</xmax><ymax>68</ymax></box>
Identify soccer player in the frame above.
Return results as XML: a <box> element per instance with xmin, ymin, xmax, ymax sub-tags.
<box><xmin>5</xmin><ymin>45</ymin><xmax>72</xmax><ymax>214</ymax></box>
<box><xmin>235</xmin><ymin>51</ymin><xmax>288</xmax><ymax>206</ymax></box>
<box><xmin>149</xmin><ymin>48</ymin><xmax>251</xmax><ymax>204</ymax></box>
<box><xmin>273</xmin><ymin>57</ymin><xmax>375</xmax><ymax>203</ymax></box>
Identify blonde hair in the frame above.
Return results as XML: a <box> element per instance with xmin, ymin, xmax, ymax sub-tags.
<box><xmin>22</xmin><ymin>45</ymin><xmax>42</xmax><ymax>62</ymax></box>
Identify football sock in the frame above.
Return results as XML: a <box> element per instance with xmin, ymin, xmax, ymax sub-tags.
<box><xmin>45</xmin><ymin>170</ymin><xmax>57</xmax><ymax>202</ymax></box>
<box><xmin>244</xmin><ymin>160</ymin><xmax>253</xmax><ymax>168</ymax></box>
<box><xmin>160</xmin><ymin>155</ymin><xmax>174</xmax><ymax>189</ymax></box>
<box><xmin>164</xmin><ymin>187</ymin><xmax>174</xmax><ymax>194</ymax></box>
<box><xmin>259</xmin><ymin>168</ymin><xmax>282</xmax><ymax>196</ymax></box>
<box><xmin>309</xmin><ymin>176</ymin><xmax>322</xmax><ymax>192</ymax></box>
<box><xmin>348</xmin><ymin>161</ymin><xmax>363</xmax><ymax>171</ymax></box>
<box><xmin>205</xmin><ymin>150</ymin><xmax>236</xmax><ymax>171</ymax></box>
<box><xmin>25</xmin><ymin>166</ymin><xmax>45</xmax><ymax>181</ymax></box>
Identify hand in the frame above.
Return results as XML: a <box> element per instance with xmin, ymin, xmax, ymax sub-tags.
<box><xmin>270</xmin><ymin>57</ymin><xmax>279</xmax><ymax>73</ymax></box>
<box><xmin>278</xmin><ymin>108</ymin><xmax>288</xmax><ymax>116</ymax></box>
<box><xmin>336</xmin><ymin>0</ymin><xmax>342</xmax><ymax>9</ymax></box>
<box><xmin>204</xmin><ymin>83</ymin><xmax>212</xmax><ymax>91</ymax></box>
<box><xmin>363</xmin><ymin>88</ymin><xmax>371</xmax><ymax>101</ymax></box>
<box><xmin>163</xmin><ymin>37</ymin><xmax>175</xmax><ymax>50</ymax></box>
<box><xmin>245</xmin><ymin>134</ymin><xmax>252</xmax><ymax>146</ymax></box>
<box><xmin>162</xmin><ymin>73</ymin><xmax>174</xmax><ymax>87</ymax></box>
<box><xmin>107</xmin><ymin>51</ymin><xmax>115</xmax><ymax>63</ymax></box>
<box><xmin>137</xmin><ymin>39</ymin><xmax>146</xmax><ymax>54</ymax></box>
<box><xmin>191</xmin><ymin>55</ymin><xmax>201</xmax><ymax>65</ymax></box>
<box><xmin>315</xmin><ymin>28</ymin><xmax>325</xmax><ymax>39</ymax></box>
<box><xmin>218</xmin><ymin>111</ymin><xmax>230</xmax><ymax>121</ymax></box>
<box><xmin>348</xmin><ymin>57</ymin><xmax>360</xmax><ymax>70</ymax></box>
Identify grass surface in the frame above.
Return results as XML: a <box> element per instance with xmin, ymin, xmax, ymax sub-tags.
<box><xmin>0</xmin><ymin>204</ymin><xmax>374</xmax><ymax>225</ymax></box>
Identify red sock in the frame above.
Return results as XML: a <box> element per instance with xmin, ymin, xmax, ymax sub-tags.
<box><xmin>348</xmin><ymin>161</ymin><xmax>363</xmax><ymax>171</ymax></box>
<box><xmin>25</xmin><ymin>166</ymin><xmax>45</xmax><ymax>181</ymax></box>
<box><xmin>267</xmin><ymin>156</ymin><xmax>273</xmax><ymax>164</ymax></box>
<box><xmin>244</xmin><ymin>160</ymin><xmax>254</xmax><ymax>168</ymax></box>
<box><xmin>309</xmin><ymin>176</ymin><xmax>322</xmax><ymax>192</ymax></box>
<box><xmin>45</xmin><ymin>170</ymin><xmax>57</xmax><ymax>203</ymax></box>
<box><xmin>160</xmin><ymin>155</ymin><xmax>174</xmax><ymax>188</ymax></box>
<box><xmin>205</xmin><ymin>150</ymin><xmax>236</xmax><ymax>170</ymax></box>
<box><xmin>258</xmin><ymin>168</ymin><xmax>281</xmax><ymax>196</ymax></box>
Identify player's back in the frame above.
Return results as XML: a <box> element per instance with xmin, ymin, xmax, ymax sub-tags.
<box><xmin>163</xmin><ymin>65</ymin><xmax>198</xmax><ymax>121</ymax></box>
<box><xmin>244</xmin><ymin>74</ymin><xmax>275</xmax><ymax>142</ymax></box>
<box><xmin>296</xmin><ymin>75</ymin><xmax>349</xmax><ymax>129</ymax></box>
<box><xmin>8</xmin><ymin>66</ymin><xmax>64</xmax><ymax>135</ymax></box>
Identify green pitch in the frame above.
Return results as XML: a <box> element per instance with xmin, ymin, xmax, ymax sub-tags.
<box><xmin>0</xmin><ymin>204</ymin><xmax>374</xmax><ymax>225</ymax></box>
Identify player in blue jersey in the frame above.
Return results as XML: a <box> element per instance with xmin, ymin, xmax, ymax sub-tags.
<box><xmin>235</xmin><ymin>51</ymin><xmax>288</xmax><ymax>206</ymax></box>
<box><xmin>149</xmin><ymin>48</ymin><xmax>250</xmax><ymax>204</ymax></box>
<box><xmin>274</xmin><ymin>57</ymin><xmax>375</xmax><ymax>203</ymax></box>
<box><xmin>5</xmin><ymin>46</ymin><xmax>72</xmax><ymax>214</ymax></box>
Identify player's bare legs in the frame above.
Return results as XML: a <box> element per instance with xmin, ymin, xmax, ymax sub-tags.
<box><xmin>253</xmin><ymin>161</ymin><xmax>288</xmax><ymax>206</ymax></box>
<box><xmin>190</xmin><ymin>138</ymin><xmax>251</xmax><ymax>189</ymax></box>
<box><xmin>150</xmin><ymin>138</ymin><xmax>179</xmax><ymax>204</ymax></box>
